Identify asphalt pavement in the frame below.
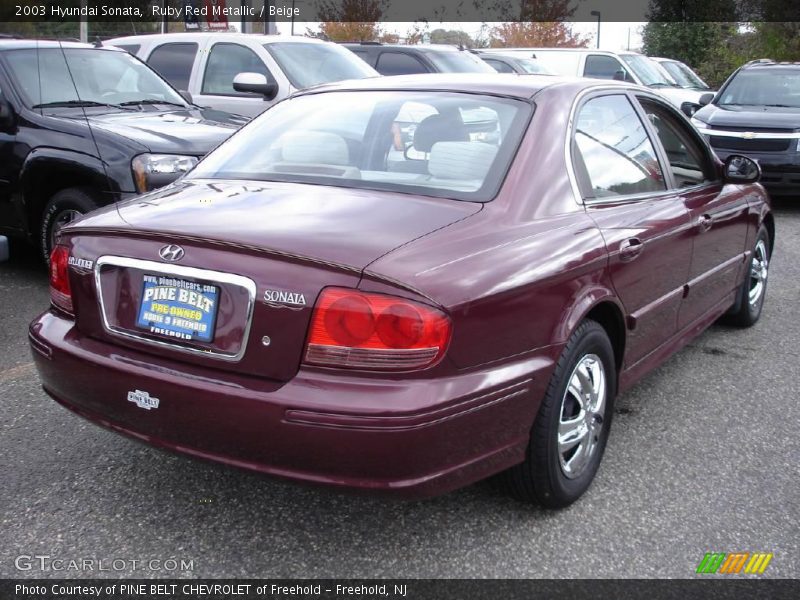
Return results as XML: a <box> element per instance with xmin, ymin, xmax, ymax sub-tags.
<box><xmin>1</xmin><ymin>200</ymin><xmax>798</xmax><ymax>579</ymax></box>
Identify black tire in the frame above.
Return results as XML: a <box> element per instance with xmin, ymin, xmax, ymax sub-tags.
<box><xmin>505</xmin><ymin>319</ymin><xmax>616</xmax><ymax>508</ymax></box>
<box><xmin>725</xmin><ymin>226</ymin><xmax>770</xmax><ymax>328</ymax></box>
<box><xmin>40</xmin><ymin>188</ymin><xmax>98</xmax><ymax>263</ymax></box>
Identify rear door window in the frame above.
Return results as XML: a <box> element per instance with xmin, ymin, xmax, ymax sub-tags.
<box><xmin>583</xmin><ymin>55</ymin><xmax>626</xmax><ymax>80</ymax></box>
<box><xmin>484</xmin><ymin>59</ymin><xmax>514</xmax><ymax>73</ymax></box>
<box><xmin>146</xmin><ymin>42</ymin><xmax>198</xmax><ymax>90</ymax></box>
<box><xmin>375</xmin><ymin>52</ymin><xmax>428</xmax><ymax>75</ymax></box>
<box><xmin>573</xmin><ymin>94</ymin><xmax>666</xmax><ymax>198</ymax></box>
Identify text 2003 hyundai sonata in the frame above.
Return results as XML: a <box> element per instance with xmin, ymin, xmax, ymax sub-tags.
<box><xmin>30</xmin><ymin>75</ymin><xmax>773</xmax><ymax>507</ymax></box>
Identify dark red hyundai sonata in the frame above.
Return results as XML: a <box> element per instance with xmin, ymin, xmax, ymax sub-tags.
<box><xmin>30</xmin><ymin>75</ymin><xmax>773</xmax><ymax>507</ymax></box>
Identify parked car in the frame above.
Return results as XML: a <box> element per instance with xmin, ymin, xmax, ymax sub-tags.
<box><xmin>690</xmin><ymin>59</ymin><xmax>800</xmax><ymax>197</ymax></box>
<box><xmin>30</xmin><ymin>74</ymin><xmax>773</xmax><ymax>508</ymax></box>
<box><xmin>109</xmin><ymin>33</ymin><xmax>378</xmax><ymax>117</ymax></box>
<box><xmin>471</xmin><ymin>50</ymin><xmax>554</xmax><ymax>74</ymax></box>
<box><xmin>484</xmin><ymin>48</ymin><xmax>708</xmax><ymax>111</ymax></box>
<box><xmin>651</xmin><ymin>57</ymin><xmax>712</xmax><ymax>91</ymax></box>
<box><xmin>0</xmin><ymin>40</ymin><xmax>247</xmax><ymax>261</ymax></box>
<box><xmin>343</xmin><ymin>42</ymin><xmax>496</xmax><ymax>75</ymax></box>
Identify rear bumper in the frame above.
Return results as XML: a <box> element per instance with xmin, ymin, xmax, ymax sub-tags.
<box><xmin>30</xmin><ymin>310</ymin><xmax>555</xmax><ymax>499</ymax></box>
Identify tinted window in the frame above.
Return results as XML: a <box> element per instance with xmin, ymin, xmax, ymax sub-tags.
<box><xmin>189</xmin><ymin>91</ymin><xmax>531</xmax><ymax>202</ymax></box>
<box><xmin>639</xmin><ymin>98</ymin><xmax>714</xmax><ymax>187</ymax></box>
<box><xmin>147</xmin><ymin>42</ymin><xmax>198</xmax><ymax>90</ymax></box>
<box><xmin>584</xmin><ymin>55</ymin><xmax>626</xmax><ymax>80</ymax></box>
<box><xmin>484</xmin><ymin>58</ymin><xmax>515</xmax><ymax>73</ymax></box>
<box><xmin>375</xmin><ymin>52</ymin><xmax>428</xmax><ymax>75</ymax></box>
<box><xmin>113</xmin><ymin>44</ymin><xmax>140</xmax><ymax>55</ymax></box>
<box><xmin>349</xmin><ymin>49</ymin><xmax>373</xmax><ymax>65</ymax></box>
<box><xmin>203</xmin><ymin>43</ymin><xmax>270</xmax><ymax>95</ymax></box>
<box><xmin>573</xmin><ymin>95</ymin><xmax>666</xmax><ymax>198</ymax></box>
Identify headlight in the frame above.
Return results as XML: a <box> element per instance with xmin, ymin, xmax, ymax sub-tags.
<box><xmin>690</xmin><ymin>117</ymin><xmax>706</xmax><ymax>131</ymax></box>
<box><xmin>132</xmin><ymin>154</ymin><xmax>199</xmax><ymax>193</ymax></box>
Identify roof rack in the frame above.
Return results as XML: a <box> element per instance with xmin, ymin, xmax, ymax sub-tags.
<box><xmin>744</xmin><ymin>58</ymin><xmax>774</xmax><ymax>66</ymax></box>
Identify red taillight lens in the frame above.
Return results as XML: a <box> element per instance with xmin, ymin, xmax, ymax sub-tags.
<box><xmin>49</xmin><ymin>245</ymin><xmax>73</xmax><ymax>314</ymax></box>
<box><xmin>305</xmin><ymin>288</ymin><xmax>451</xmax><ymax>371</ymax></box>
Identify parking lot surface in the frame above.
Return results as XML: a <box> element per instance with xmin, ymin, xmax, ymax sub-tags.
<box><xmin>1</xmin><ymin>201</ymin><xmax>798</xmax><ymax>579</ymax></box>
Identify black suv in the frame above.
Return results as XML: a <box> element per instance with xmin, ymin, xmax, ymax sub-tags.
<box><xmin>691</xmin><ymin>59</ymin><xmax>800</xmax><ymax>197</ymax></box>
<box><xmin>343</xmin><ymin>42</ymin><xmax>495</xmax><ymax>75</ymax></box>
<box><xmin>0</xmin><ymin>40</ymin><xmax>247</xmax><ymax>260</ymax></box>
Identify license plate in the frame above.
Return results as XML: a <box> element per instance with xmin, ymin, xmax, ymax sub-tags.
<box><xmin>136</xmin><ymin>275</ymin><xmax>219</xmax><ymax>343</ymax></box>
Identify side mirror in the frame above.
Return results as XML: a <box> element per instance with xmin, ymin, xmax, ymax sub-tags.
<box><xmin>723</xmin><ymin>154</ymin><xmax>761</xmax><ymax>184</ymax></box>
<box><xmin>699</xmin><ymin>92</ymin><xmax>714</xmax><ymax>106</ymax></box>
<box><xmin>681</xmin><ymin>101</ymin><xmax>701</xmax><ymax>117</ymax></box>
<box><xmin>178</xmin><ymin>89</ymin><xmax>193</xmax><ymax>105</ymax></box>
<box><xmin>0</xmin><ymin>100</ymin><xmax>15</xmax><ymax>131</ymax></box>
<box><xmin>232</xmin><ymin>72</ymin><xmax>279</xmax><ymax>100</ymax></box>
<box><xmin>613</xmin><ymin>69</ymin><xmax>626</xmax><ymax>81</ymax></box>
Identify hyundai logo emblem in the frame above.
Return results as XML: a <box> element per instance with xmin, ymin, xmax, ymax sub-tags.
<box><xmin>159</xmin><ymin>244</ymin><xmax>185</xmax><ymax>262</ymax></box>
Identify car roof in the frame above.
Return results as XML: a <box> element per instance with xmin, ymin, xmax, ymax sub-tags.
<box><xmin>107</xmin><ymin>32</ymin><xmax>327</xmax><ymax>45</ymax></box>
<box><xmin>0</xmin><ymin>39</ymin><xmax>102</xmax><ymax>51</ymax></box>
<box><xmin>296</xmin><ymin>72</ymin><xmax>641</xmax><ymax>100</ymax></box>
<box><xmin>343</xmin><ymin>43</ymin><xmax>467</xmax><ymax>53</ymax></box>
<box><xmin>742</xmin><ymin>59</ymin><xmax>800</xmax><ymax>69</ymax></box>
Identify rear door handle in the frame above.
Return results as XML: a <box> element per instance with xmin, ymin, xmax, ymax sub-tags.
<box><xmin>619</xmin><ymin>237</ymin><xmax>643</xmax><ymax>262</ymax></box>
<box><xmin>698</xmin><ymin>214</ymin><xmax>714</xmax><ymax>232</ymax></box>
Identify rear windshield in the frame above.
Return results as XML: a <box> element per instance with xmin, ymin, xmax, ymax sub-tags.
<box><xmin>718</xmin><ymin>68</ymin><xmax>800</xmax><ymax>107</ymax></box>
<box><xmin>264</xmin><ymin>42</ymin><xmax>376</xmax><ymax>89</ymax></box>
<box><xmin>188</xmin><ymin>90</ymin><xmax>532</xmax><ymax>202</ymax></box>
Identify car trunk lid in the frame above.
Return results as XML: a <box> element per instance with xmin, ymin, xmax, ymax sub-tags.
<box><xmin>63</xmin><ymin>180</ymin><xmax>479</xmax><ymax>381</ymax></box>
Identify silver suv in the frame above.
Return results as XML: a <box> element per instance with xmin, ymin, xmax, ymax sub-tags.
<box><xmin>108</xmin><ymin>33</ymin><xmax>378</xmax><ymax>117</ymax></box>
<box><xmin>483</xmin><ymin>48</ymin><xmax>707</xmax><ymax>111</ymax></box>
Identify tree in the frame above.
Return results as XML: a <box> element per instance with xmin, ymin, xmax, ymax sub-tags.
<box><xmin>429</xmin><ymin>28</ymin><xmax>475</xmax><ymax>47</ymax></box>
<box><xmin>404</xmin><ymin>22</ymin><xmax>428</xmax><ymax>45</ymax></box>
<box><xmin>489</xmin><ymin>22</ymin><xmax>590</xmax><ymax>48</ymax></box>
<box><xmin>641</xmin><ymin>22</ymin><xmax>731</xmax><ymax>74</ymax></box>
<box><xmin>312</xmin><ymin>0</ymin><xmax>392</xmax><ymax>42</ymax></box>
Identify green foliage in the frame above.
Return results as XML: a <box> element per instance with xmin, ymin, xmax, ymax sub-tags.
<box><xmin>429</xmin><ymin>28</ymin><xmax>475</xmax><ymax>47</ymax></box>
<box><xmin>642</xmin><ymin>1</ymin><xmax>800</xmax><ymax>88</ymax></box>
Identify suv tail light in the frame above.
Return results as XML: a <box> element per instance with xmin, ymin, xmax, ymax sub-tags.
<box><xmin>304</xmin><ymin>288</ymin><xmax>451</xmax><ymax>371</ymax></box>
<box><xmin>49</xmin><ymin>245</ymin><xmax>73</xmax><ymax>314</ymax></box>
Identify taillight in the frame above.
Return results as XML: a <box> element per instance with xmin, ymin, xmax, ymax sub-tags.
<box><xmin>49</xmin><ymin>245</ymin><xmax>73</xmax><ymax>314</ymax></box>
<box><xmin>304</xmin><ymin>288</ymin><xmax>451</xmax><ymax>371</ymax></box>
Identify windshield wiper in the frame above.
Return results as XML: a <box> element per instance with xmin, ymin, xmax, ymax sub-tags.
<box><xmin>647</xmin><ymin>82</ymin><xmax>672</xmax><ymax>88</ymax></box>
<box><xmin>761</xmin><ymin>103</ymin><xmax>800</xmax><ymax>108</ymax></box>
<box><xmin>119</xmin><ymin>99</ymin><xmax>186</xmax><ymax>108</ymax></box>
<box><xmin>32</xmin><ymin>99</ymin><xmax>128</xmax><ymax>110</ymax></box>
